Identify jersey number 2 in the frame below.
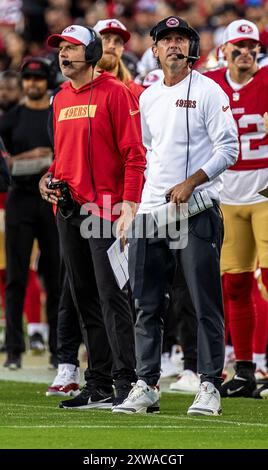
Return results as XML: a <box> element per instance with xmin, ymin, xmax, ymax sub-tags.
<box><xmin>239</xmin><ymin>114</ymin><xmax>268</xmax><ymax>160</ymax></box>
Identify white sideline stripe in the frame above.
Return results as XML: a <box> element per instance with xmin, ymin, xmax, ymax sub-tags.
<box><xmin>164</xmin><ymin>416</ymin><xmax>268</xmax><ymax>428</ymax></box>
<box><xmin>2</xmin><ymin>404</ymin><xmax>268</xmax><ymax>428</ymax></box>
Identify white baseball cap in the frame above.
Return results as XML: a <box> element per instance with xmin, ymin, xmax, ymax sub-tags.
<box><xmin>222</xmin><ymin>19</ymin><xmax>260</xmax><ymax>45</ymax></box>
<box><xmin>47</xmin><ymin>25</ymin><xmax>95</xmax><ymax>48</ymax></box>
<box><xmin>94</xmin><ymin>19</ymin><xmax>130</xmax><ymax>43</ymax></box>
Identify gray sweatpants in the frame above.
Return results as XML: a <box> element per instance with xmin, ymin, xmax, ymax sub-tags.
<box><xmin>128</xmin><ymin>204</ymin><xmax>225</xmax><ymax>389</ymax></box>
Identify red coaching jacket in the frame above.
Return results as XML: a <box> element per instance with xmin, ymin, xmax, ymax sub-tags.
<box><xmin>49</xmin><ymin>71</ymin><xmax>146</xmax><ymax>220</ymax></box>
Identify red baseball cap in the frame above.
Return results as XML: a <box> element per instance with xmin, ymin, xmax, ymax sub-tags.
<box><xmin>93</xmin><ymin>19</ymin><xmax>130</xmax><ymax>44</ymax></box>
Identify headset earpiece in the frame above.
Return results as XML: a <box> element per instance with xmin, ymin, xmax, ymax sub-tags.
<box><xmin>84</xmin><ymin>27</ymin><xmax>103</xmax><ymax>66</ymax></box>
<box><xmin>188</xmin><ymin>34</ymin><xmax>200</xmax><ymax>64</ymax></box>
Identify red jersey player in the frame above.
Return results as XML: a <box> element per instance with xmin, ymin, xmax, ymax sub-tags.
<box><xmin>206</xmin><ymin>19</ymin><xmax>268</xmax><ymax>398</ymax></box>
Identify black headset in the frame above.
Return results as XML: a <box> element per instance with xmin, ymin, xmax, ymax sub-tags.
<box><xmin>187</xmin><ymin>32</ymin><xmax>200</xmax><ymax>64</ymax></box>
<box><xmin>84</xmin><ymin>27</ymin><xmax>103</xmax><ymax>66</ymax></box>
<box><xmin>21</xmin><ymin>57</ymin><xmax>58</xmax><ymax>89</ymax></box>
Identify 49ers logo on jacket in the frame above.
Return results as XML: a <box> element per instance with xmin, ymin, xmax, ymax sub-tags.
<box><xmin>175</xmin><ymin>99</ymin><xmax>196</xmax><ymax>108</ymax></box>
<box><xmin>58</xmin><ymin>105</ymin><xmax>97</xmax><ymax>121</ymax></box>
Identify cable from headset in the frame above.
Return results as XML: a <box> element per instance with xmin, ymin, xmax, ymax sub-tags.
<box><xmin>185</xmin><ymin>69</ymin><xmax>192</xmax><ymax>180</ymax></box>
<box><xmin>87</xmin><ymin>65</ymin><xmax>97</xmax><ymax>202</ymax></box>
<box><xmin>184</xmin><ymin>67</ymin><xmax>213</xmax><ymax>243</ymax></box>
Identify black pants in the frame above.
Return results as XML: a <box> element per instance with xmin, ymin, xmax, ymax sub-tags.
<box><xmin>57</xmin><ymin>266</ymin><xmax>82</xmax><ymax>366</ymax></box>
<box><xmin>129</xmin><ymin>205</ymin><xmax>224</xmax><ymax>389</ymax></box>
<box><xmin>56</xmin><ymin>209</ymin><xmax>136</xmax><ymax>389</ymax></box>
<box><xmin>5</xmin><ymin>188</ymin><xmax>60</xmax><ymax>355</ymax></box>
<box><xmin>57</xmin><ymin>262</ymin><xmax>136</xmax><ymax>373</ymax></box>
<box><xmin>165</xmin><ymin>268</ymin><xmax>197</xmax><ymax>372</ymax></box>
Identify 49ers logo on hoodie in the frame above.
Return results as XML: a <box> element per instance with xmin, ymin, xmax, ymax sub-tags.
<box><xmin>58</xmin><ymin>105</ymin><xmax>97</xmax><ymax>121</ymax></box>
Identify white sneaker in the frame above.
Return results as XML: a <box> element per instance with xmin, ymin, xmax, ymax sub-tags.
<box><xmin>46</xmin><ymin>363</ymin><xmax>80</xmax><ymax>397</ymax></box>
<box><xmin>187</xmin><ymin>381</ymin><xmax>222</xmax><ymax>416</ymax></box>
<box><xmin>170</xmin><ymin>369</ymin><xmax>200</xmax><ymax>394</ymax></box>
<box><xmin>260</xmin><ymin>387</ymin><xmax>268</xmax><ymax>398</ymax></box>
<box><xmin>112</xmin><ymin>380</ymin><xmax>160</xmax><ymax>414</ymax></box>
<box><xmin>161</xmin><ymin>353</ymin><xmax>180</xmax><ymax>378</ymax></box>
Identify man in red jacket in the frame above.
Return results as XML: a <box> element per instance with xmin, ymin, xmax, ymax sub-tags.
<box><xmin>39</xmin><ymin>24</ymin><xmax>146</xmax><ymax>409</ymax></box>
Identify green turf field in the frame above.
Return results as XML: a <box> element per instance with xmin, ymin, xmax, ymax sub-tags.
<box><xmin>0</xmin><ymin>381</ymin><xmax>268</xmax><ymax>449</ymax></box>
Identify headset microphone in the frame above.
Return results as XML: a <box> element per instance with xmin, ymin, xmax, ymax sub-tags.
<box><xmin>176</xmin><ymin>53</ymin><xmax>199</xmax><ymax>60</ymax></box>
<box><xmin>62</xmin><ymin>59</ymin><xmax>88</xmax><ymax>66</ymax></box>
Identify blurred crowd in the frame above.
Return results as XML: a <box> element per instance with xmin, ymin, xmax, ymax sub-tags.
<box><xmin>1</xmin><ymin>0</ymin><xmax>268</xmax><ymax>81</ymax></box>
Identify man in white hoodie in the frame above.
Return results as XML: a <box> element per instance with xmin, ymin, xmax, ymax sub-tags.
<box><xmin>113</xmin><ymin>16</ymin><xmax>238</xmax><ymax>417</ymax></box>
